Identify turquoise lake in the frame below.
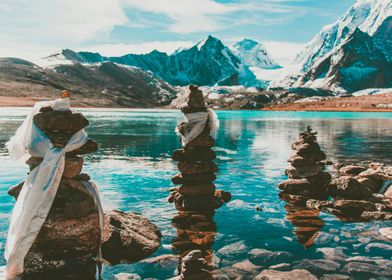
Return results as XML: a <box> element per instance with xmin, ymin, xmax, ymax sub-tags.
<box><xmin>1</xmin><ymin>109</ymin><xmax>392</xmax><ymax>279</ymax></box>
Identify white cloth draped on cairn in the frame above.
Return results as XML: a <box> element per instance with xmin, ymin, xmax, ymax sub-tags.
<box><xmin>176</xmin><ymin>109</ymin><xmax>219</xmax><ymax>146</ymax></box>
<box><xmin>4</xmin><ymin>98</ymin><xmax>103</xmax><ymax>279</ymax></box>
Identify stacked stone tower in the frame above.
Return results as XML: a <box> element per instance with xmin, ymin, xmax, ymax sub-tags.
<box><xmin>8</xmin><ymin>106</ymin><xmax>101</xmax><ymax>279</ymax></box>
<box><xmin>279</xmin><ymin>126</ymin><xmax>331</xmax><ymax>200</ymax></box>
<box><xmin>168</xmin><ymin>86</ymin><xmax>231</xmax><ymax>279</ymax></box>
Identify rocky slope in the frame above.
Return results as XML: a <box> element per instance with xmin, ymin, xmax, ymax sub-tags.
<box><xmin>51</xmin><ymin>36</ymin><xmax>261</xmax><ymax>87</ymax></box>
<box><xmin>274</xmin><ymin>0</ymin><xmax>392</xmax><ymax>93</ymax></box>
<box><xmin>294</xmin><ymin>0</ymin><xmax>392</xmax><ymax>72</ymax></box>
<box><xmin>0</xmin><ymin>57</ymin><xmax>176</xmax><ymax>107</ymax></box>
<box><xmin>296</xmin><ymin>29</ymin><xmax>392</xmax><ymax>93</ymax></box>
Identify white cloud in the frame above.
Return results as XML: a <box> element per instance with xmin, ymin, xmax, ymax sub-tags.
<box><xmin>121</xmin><ymin>0</ymin><xmax>305</xmax><ymax>34</ymax></box>
<box><xmin>122</xmin><ymin>0</ymin><xmax>240</xmax><ymax>33</ymax></box>
<box><xmin>0</xmin><ymin>0</ymin><xmax>127</xmax><ymax>44</ymax></box>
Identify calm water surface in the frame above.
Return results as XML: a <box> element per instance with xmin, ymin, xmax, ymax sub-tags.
<box><xmin>1</xmin><ymin>109</ymin><xmax>392</xmax><ymax>279</ymax></box>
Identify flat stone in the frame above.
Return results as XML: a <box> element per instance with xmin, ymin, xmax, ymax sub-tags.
<box><xmin>175</xmin><ymin>194</ymin><xmax>225</xmax><ymax>211</ymax></box>
<box><xmin>63</xmin><ymin>156</ymin><xmax>83</xmax><ymax>179</ymax></box>
<box><xmin>278</xmin><ymin>193</ymin><xmax>310</xmax><ymax>206</ymax></box>
<box><xmin>33</xmin><ymin>110</ymin><xmax>89</xmax><ymax>132</ymax></box>
<box><xmin>329</xmin><ymin>176</ymin><xmax>373</xmax><ymax>199</ymax></box>
<box><xmin>332</xmin><ymin>200</ymin><xmax>377</xmax><ymax>217</ymax></box>
<box><xmin>364</xmin><ymin>242</ymin><xmax>392</xmax><ymax>256</ymax></box>
<box><xmin>255</xmin><ymin>269</ymin><xmax>317</xmax><ymax>280</ymax></box>
<box><xmin>217</xmin><ymin>241</ymin><xmax>248</xmax><ymax>260</ymax></box>
<box><xmin>101</xmin><ymin>210</ymin><xmax>161</xmax><ymax>264</ymax></box>
<box><xmin>26</xmin><ymin>157</ymin><xmax>43</xmax><ymax>170</ymax></box>
<box><xmin>172</xmin><ymin>173</ymin><xmax>216</xmax><ymax>185</ymax></box>
<box><xmin>379</xmin><ymin>227</ymin><xmax>392</xmax><ymax>240</ymax></box>
<box><xmin>185</xmin><ymin>134</ymin><xmax>214</xmax><ymax>149</ymax></box>
<box><xmin>178</xmin><ymin>183</ymin><xmax>216</xmax><ymax>197</ymax></box>
<box><xmin>320</xmin><ymin>274</ymin><xmax>351</xmax><ymax>280</ymax></box>
<box><xmin>248</xmin><ymin>249</ymin><xmax>292</xmax><ymax>266</ymax></box>
<box><xmin>285</xmin><ymin>164</ymin><xmax>323</xmax><ymax>179</ymax></box>
<box><xmin>67</xmin><ymin>139</ymin><xmax>98</xmax><ymax>156</ymax></box>
<box><xmin>316</xmin><ymin>247</ymin><xmax>349</xmax><ymax>262</ymax></box>
<box><xmin>8</xmin><ymin>182</ymin><xmax>23</xmax><ymax>199</ymax></box>
<box><xmin>293</xmin><ymin>259</ymin><xmax>340</xmax><ymax>274</ymax></box>
<box><xmin>172</xmin><ymin>148</ymin><xmax>216</xmax><ymax>162</ymax></box>
<box><xmin>306</xmin><ymin>199</ymin><xmax>334</xmax><ymax>210</ymax></box>
<box><xmin>343</xmin><ymin>262</ymin><xmax>392</xmax><ymax>277</ymax></box>
<box><xmin>357</xmin><ymin>177</ymin><xmax>383</xmax><ymax>192</ymax></box>
<box><xmin>178</xmin><ymin>161</ymin><xmax>218</xmax><ymax>175</ymax></box>
<box><xmin>269</xmin><ymin>263</ymin><xmax>292</xmax><ymax>271</ymax></box>
<box><xmin>339</xmin><ymin>165</ymin><xmax>367</xmax><ymax>176</ymax></box>
<box><xmin>278</xmin><ymin>179</ymin><xmax>326</xmax><ymax>197</ymax></box>
<box><xmin>385</xmin><ymin>185</ymin><xmax>392</xmax><ymax>198</ymax></box>
<box><xmin>358</xmin><ymin>168</ymin><xmax>392</xmax><ymax>181</ymax></box>
<box><xmin>232</xmin><ymin>259</ymin><xmax>261</xmax><ymax>272</ymax></box>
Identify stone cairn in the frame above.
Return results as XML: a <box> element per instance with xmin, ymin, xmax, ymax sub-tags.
<box><xmin>8</xmin><ymin>106</ymin><xmax>100</xmax><ymax>279</ymax></box>
<box><xmin>168</xmin><ymin>85</ymin><xmax>231</xmax><ymax>280</ymax></box>
<box><xmin>279</xmin><ymin>127</ymin><xmax>392</xmax><ymax>243</ymax></box>
<box><xmin>279</xmin><ymin>126</ymin><xmax>331</xmax><ymax>201</ymax></box>
<box><xmin>278</xmin><ymin>127</ymin><xmax>330</xmax><ymax>247</ymax></box>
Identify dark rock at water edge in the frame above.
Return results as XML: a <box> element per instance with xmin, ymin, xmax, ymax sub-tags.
<box><xmin>101</xmin><ymin>210</ymin><xmax>161</xmax><ymax>264</ymax></box>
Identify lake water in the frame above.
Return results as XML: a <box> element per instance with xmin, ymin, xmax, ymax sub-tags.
<box><xmin>1</xmin><ymin>109</ymin><xmax>392</xmax><ymax>279</ymax></box>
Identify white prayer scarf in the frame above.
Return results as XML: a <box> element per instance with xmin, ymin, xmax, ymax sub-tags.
<box><xmin>4</xmin><ymin>100</ymin><xmax>102</xmax><ymax>279</ymax></box>
<box><xmin>176</xmin><ymin>109</ymin><xmax>219</xmax><ymax>146</ymax></box>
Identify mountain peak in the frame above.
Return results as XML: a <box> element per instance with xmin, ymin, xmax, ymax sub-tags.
<box><xmin>196</xmin><ymin>35</ymin><xmax>222</xmax><ymax>50</ymax></box>
<box><xmin>294</xmin><ymin>0</ymin><xmax>392</xmax><ymax>71</ymax></box>
<box><xmin>234</xmin><ymin>39</ymin><xmax>259</xmax><ymax>49</ymax></box>
<box><xmin>232</xmin><ymin>38</ymin><xmax>280</xmax><ymax>69</ymax></box>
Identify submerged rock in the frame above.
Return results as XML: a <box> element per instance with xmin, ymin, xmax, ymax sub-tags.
<box><xmin>293</xmin><ymin>259</ymin><xmax>340</xmax><ymax>274</ymax></box>
<box><xmin>255</xmin><ymin>269</ymin><xmax>317</xmax><ymax>280</ymax></box>
<box><xmin>101</xmin><ymin>210</ymin><xmax>161</xmax><ymax>264</ymax></box>
<box><xmin>329</xmin><ymin>176</ymin><xmax>372</xmax><ymax>199</ymax></box>
<box><xmin>248</xmin><ymin>248</ymin><xmax>292</xmax><ymax>266</ymax></box>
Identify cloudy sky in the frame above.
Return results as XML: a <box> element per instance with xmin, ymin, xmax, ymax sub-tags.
<box><xmin>0</xmin><ymin>0</ymin><xmax>355</xmax><ymax>65</ymax></box>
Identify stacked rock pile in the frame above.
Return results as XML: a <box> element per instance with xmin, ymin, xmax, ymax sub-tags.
<box><xmin>279</xmin><ymin>127</ymin><xmax>392</xmax><ymax>226</ymax></box>
<box><xmin>307</xmin><ymin>162</ymin><xmax>392</xmax><ymax>221</ymax></box>
<box><xmin>168</xmin><ymin>86</ymin><xmax>231</xmax><ymax>213</ymax></box>
<box><xmin>8</xmin><ymin>107</ymin><xmax>100</xmax><ymax>279</ymax></box>
<box><xmin>279</xmin><ymin>126</ymin><xmax>331</xmax><ymax>201</ymax></box>
<box><xmin>168</xmin><ymin>86</ymin><xmax>231</xmax><ymax>279</ymax></box>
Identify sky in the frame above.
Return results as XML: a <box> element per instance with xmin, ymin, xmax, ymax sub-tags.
<box><xmin>0</xmin><ymin>0</ymin><xmax>356</xmax><ymax>65</ymax></box>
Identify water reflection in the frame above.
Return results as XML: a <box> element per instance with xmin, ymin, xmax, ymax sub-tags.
<box><xmin>1</xmin><ymin>109</ymin><xmax>392</xmax><ymax>279</ymax></box>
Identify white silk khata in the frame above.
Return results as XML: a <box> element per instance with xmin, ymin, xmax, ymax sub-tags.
<box><xmin>4</xmin><ymin>98</ymin><xmax>103</xmax><ymax>279</ymax></box>
<box><xmin>176</xmin><ymin>109</ymin><xmax>219</xmax><ymax>146</ymax></box>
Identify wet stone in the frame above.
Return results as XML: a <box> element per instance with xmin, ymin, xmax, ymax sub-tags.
<box><xmin>178</xmin><ymin>161</ymin><xmax>218</xmax><ymax>175</ymax></box>
<box><xmin>255</xmin><ymin>269</ymin><xmax>317</xmax><ymax>280</ymax></box>
<box><xmin>172</xmin><ymin>148</ymin><xmax>216</xmax><ymax>162</ymax></box>
<box><xmin>33</xmin><ymin>110</ymin><xmax>89</xmax><ymax>132</ymax></box>
<box><xmin>101</xmin><ymin>210</ymin><xmax>161</xmax><ymax>264</ymax></box>
<box><xmin>329</xmin><ymin>176</ymin><xmax>373</xmax><ymax>199</ymax></box>
<box><xmin>172</xmin><ymin>173</ymin><xmax>217</xmax><ymax>185</ymax></box>
<box><xmin>178</xmin><ymin>183</ymin><xmax>216</xmax><ymax>197</ymax></box>
<box><xmin>339</xmin><ymin>165</ymin><xmax>367</xmax><ymax>176</ymax></box>
<box><xmin>67</xmin><ymin>139</ymin><xmax>98</xmax><ymax>156</ymax></box>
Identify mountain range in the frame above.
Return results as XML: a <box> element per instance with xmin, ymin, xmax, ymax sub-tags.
<box><xmin>279</xmin><ymin>0</ymin><xmax>392</xmax><ymax>92</ymax></box>
<box><xmin>50</xmin><ymin>36</ymin><xmax>276</xmax><ymax>88</ymax></box>
<box><xmin>0</xmin><ymin>0</ymin><xmax>390</xmax><ymax>108</ymax></box>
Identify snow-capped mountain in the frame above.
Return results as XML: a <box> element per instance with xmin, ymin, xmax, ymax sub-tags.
<box><xmin>295</xmin><ymin>28</ymin><xmax>392</xmax><ymax>93</ymax></box>
<box><xmin>294</xmin><ymin>0</ymin><xmax>392</xmax><ymax>72</ymax></box>
<box><xmin>54</xmin><ymin>36</ymin><xmax>261</xmax><ymax>87</ymax></box>
<box><xmin>231</xmin><ymin>39</ymin><xmax>281</xmax><ymax>69</ymax></box>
